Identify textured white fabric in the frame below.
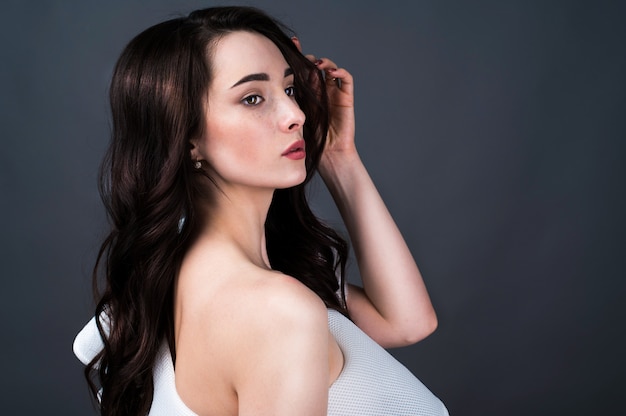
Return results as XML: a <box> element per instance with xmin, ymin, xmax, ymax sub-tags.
<box><xmin>328</xmin><ymin>309</ymin><xmax>449</xmax><ymax>415</ymax></box>
<box><xmin>74</xmin><ymin>310</ymin><xmax>448</xmax><ymax>415</ymax></box>
<box><xmin>73</xmin><ymin>316</ymin><xmax>197</xmax><ymax>415</ymax></box>
<box><xmin>148</xmin><ymin>342</ymin><xmax>197</xmax><ymax>415</ymax></box>
<box><xmin>73</xmin><ymin>315</ymin><xmax>106</xmax><ymax>368</ymax></box>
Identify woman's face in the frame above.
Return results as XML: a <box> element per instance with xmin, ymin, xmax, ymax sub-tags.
<box><xmin>193</xmin><ymin>31</ymin><xmax>307</xmax><ymax>193</ymax></box>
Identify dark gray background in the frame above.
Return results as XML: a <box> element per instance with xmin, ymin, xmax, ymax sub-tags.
<box><xmin>1</xmin><ymin>0</ymin><xmax>624</xmax><ymax>414</ymax></box>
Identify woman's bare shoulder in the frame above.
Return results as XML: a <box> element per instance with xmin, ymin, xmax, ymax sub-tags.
<box><xmin>175</xmin><ymin>266</ymin><xmax>330</xmax><ymax>411</ymax></box>
<box><xmin>179</xmin><ymin>263</ymin><xmax>328</xmax><ymax>348</ymax></box>
<box><xmin>216</xmin><ymin>268</ymin><xmax>330</xmax><ymax>356</ymax></box>
<box><xmin>237</xmin><ymin>268</ymin><xmax>328</xmax><ymax>328</ymax></box>
<box><xmin>228</xmin><ymin>270</ymin><xmax>331</xmax><ymax>412</ymax></box>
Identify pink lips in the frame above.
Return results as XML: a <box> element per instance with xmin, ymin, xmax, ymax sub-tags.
<box><xmin>282</xmin><ymin>139</ymin><xmax>306</xmax><ymax>160</ymax></box>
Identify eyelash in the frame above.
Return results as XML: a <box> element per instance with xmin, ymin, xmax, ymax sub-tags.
<box><xmin>241</xmin><ymin>86</ymin><xmax>296</xmax><ymax>106</ymax></box>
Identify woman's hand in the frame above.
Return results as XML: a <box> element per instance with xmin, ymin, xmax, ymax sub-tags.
<box><xmin>291</xmin><ymin>38</ymin><xmax>357</xmax><ymax>171</ymax></box>
<box><xmin>313</xmin><ymin>57</ymin><xmax>356</xmax><ymax>156</ymax></box>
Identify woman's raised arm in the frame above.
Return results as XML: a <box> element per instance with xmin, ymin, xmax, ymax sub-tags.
<box><xmin>312</xmin><ymin>55</ymin><xmax>438</xmax><ymax>348</ymax></box>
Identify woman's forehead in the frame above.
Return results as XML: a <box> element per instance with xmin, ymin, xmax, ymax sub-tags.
<box><xmin>210</xmin><ymin>31</ymin><xmax>290</xmax><ymax>89</ymax></box>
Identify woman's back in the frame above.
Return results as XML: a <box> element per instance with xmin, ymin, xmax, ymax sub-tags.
<box><xmin>174</xmin><ymin>237</ymin><xmax>344</xmax><ymax>415</ymax></box>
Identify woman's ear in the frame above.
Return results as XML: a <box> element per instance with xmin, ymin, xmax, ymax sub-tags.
<box><xmin>189</xmin><ymin>140</ymin><xmax>204</xmax><ymax>170</ymax></box>
<box><xmin>291</xmin><ymin>36</ymin><xmax>303</xmax><ymax>53</ymax></box>
<box><xmin>189</xmin><ymin>138</ymin><xmax>201</xmax><ymax>162</ymax></box>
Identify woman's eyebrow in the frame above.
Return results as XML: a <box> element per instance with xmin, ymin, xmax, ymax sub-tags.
<box><xmin>231</xmin><ymin>68</ymin><xmax>293</xmax><ymax>88</ymax></box>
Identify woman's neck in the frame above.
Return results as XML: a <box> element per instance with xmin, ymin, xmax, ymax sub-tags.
<box><xmin>195</xmin><ymin>185</ymin><xmax>274</xmax><ymax>269</ymax></box>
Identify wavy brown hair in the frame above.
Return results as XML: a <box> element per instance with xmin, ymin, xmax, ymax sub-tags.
<box><xmin>86</xmin><ymin>6</ymin><xmax>348</xmax><ymax>415</ymax></box>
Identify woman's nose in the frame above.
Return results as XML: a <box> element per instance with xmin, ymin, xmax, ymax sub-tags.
<box><xmin>279</xmin><ymin>96</ymin><xmax>306</xmax><ymax>132</ymax></box>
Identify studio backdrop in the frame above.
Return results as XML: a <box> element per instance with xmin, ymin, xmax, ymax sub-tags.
<box><xmin>1</xmin><ymin>1</ymin><xmax>624</xmax><ymax>415</ymax></box>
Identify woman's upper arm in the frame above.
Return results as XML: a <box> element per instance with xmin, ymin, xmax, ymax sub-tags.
<box><xmin>233</xmin><ymin>281</ymin><xmax>330</xmax><ymax>416</ymax></box>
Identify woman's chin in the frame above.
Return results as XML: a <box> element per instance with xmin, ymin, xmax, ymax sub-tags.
<box><xmin>277</xmin><ymin>170</ymin><xmax>307</xmax><ymax>189</ymax></box>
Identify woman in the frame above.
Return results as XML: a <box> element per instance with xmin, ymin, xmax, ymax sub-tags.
<box><xmin>74</xmin><ymin>6</ymin><xmax>448</xmax><ymax>415</ymax></box>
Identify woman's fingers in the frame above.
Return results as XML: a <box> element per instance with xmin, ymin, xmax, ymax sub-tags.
<box><xmin>294</xmin><ymin>43</ymin><xmax>353</xmax><ymax>96</ymax></box>
<box><xmin>305</xmin><ymin>54</ymin><xmax>317</xmax><ymax>64</ymax></box>
<box><xmin>312</xmin><ymin>58</ymin><xmax>352</xmax><ymax>91</ymax></box>
<box><xmin>325</xmin><ymin>67</ymin><xmax>352</xmax><ymax>89</ymax></box>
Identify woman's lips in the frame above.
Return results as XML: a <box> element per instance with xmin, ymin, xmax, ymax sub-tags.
<box><xmin>282</xmin><ymin>139</ymin><xmax>306</xmax><ymax>160</ymax></box>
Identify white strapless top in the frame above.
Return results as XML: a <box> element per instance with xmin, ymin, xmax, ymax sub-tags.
<box><xmin>73</xmin><ymin>310</ymin><xmax>448</xmax><ymax>415</ymax></box>
<box><xmin>327</xmin><ymin>309</ymin><xmax>448</xmax><ymax>415</ymax></box>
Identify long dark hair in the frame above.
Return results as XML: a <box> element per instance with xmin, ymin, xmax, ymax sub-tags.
<box><xmin>87</xmin><ymin>6</ymin><xmax>349</xmax><ymax>415</ymax></box>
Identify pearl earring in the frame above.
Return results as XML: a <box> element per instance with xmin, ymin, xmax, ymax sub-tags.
<box><xmin>194</xmin><ymin>161</ymin><xmax>202</xmax><ymax>169</ymax></box>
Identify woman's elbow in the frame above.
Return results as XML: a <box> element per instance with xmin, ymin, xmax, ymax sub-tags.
<box><xmin>400</xmin><ymin>312</ymin><xmax>438</xmax><ymax>346</ymax></box>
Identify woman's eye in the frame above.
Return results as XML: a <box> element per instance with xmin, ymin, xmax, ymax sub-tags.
<box><xmin>242</xmin><ymin>95</ymin><xmax>263</xmax><ymax>106</ymax></box>
<box><xmin>285</xmin><ymin>86</ymin><xmax>295</xmax><ymax>97</ymax></box>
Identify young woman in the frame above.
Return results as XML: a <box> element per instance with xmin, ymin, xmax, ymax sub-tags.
<box><xmin>74</xmin><ymin>6</ymin><xmax>448</xmax><ymax>415</ymax></box>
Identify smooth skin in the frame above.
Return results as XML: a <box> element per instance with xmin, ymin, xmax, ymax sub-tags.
<box><xmin>174</xmin><ymin>31</ymin><xmax>437</xmax><ymax>416</ymax></box>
